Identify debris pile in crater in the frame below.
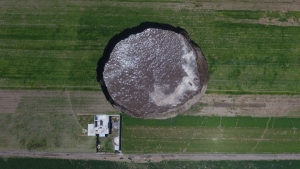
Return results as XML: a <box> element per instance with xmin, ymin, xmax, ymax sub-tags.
<box><xmin>97</xmin><ymin>23</ymin><xmax>209</xmax><ymax>118</ymax></box>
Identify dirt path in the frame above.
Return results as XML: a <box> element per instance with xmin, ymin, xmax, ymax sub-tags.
<box><xmin>251</xmin><ymin>117</ymin><xmax>271</xmax><ymax>152</ymax></box>
<box><xmin>0</xmin><ymin>90</ymin><xmax>115</xmax><ymax>115</ymax></box>
<box><xmin>104</xmin><ymin>1</ymin><xmax>300</xmax><ymax>12</ymax></box>
<box><xmin>192</xmin><ymin>94</ymin><xmax>300</xmax><ymax>117</ymax></box>
<box><xmin>1</xmin><ymin>90</ymin><xmax>299</xmax><ymax>117</ymax></box>
<box><xmin>1</xmin><ymin>150</ymin><xmax>300</xmax><ymax>162</ymax></box>
<box><xmin>190</xmin><ymin>1</ymin><xmax>300</xmax><ymax>11</ymax></box>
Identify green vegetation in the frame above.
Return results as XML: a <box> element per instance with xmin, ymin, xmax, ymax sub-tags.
<box><xmin>1</xmin><ymin>91</ymin><xmax>299</xmax><ymax>154</ymax></box>
<box><xmin>103</xmin><ymin>137</ymin><xmax>114</xmax><ymax>152</ymax></box>
<box><xmin>0</xmin><ymin>112</ymin><xmax>95</xmax><ymax>152</ymax></box>
<box><xmin>26</xmin><ymin>138</ymin><xmax>47</xmax><ymax>150</ymax></box>
<box><xmin>122</xmin><ymin>115</ymin><xmax>300</xmax><ymax>153</ymax></box>
<box><xmin>1</xmin><ymin>0</ymin><xmax>300</xmax><ymax>158</ymax></box>
<box><xmin>1</xmin><ymin>157</ymin><xmax>300</xmax><ymax>169</ymax></box>
<box><xmin>77</xmin><ymin>115</ymin><xmax>94</xmax><ymax>129</ymax></box>
<box><xmin>0</xmin><ymin>90</ymin><xmax>119</xmax><ymax>152</ymax></box>
<box><xmin>215</xmin><ymin>10</ymin><xmax>265</xmax><ymax>20</ymax></box>
<box><xmin>0</xmin><ymin>1</ymin><xmax>300</xmax><ymax>94</ymax></box>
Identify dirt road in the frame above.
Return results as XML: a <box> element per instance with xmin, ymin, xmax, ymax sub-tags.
<box><xmin>0</xmin><ymin>90</ymin><xmax>115</xmax><ymax>115</ymax></box>
<box><xmin>194</xmin><ymin>94</ymin><xmax>300</xmax><ymax>117</ymax></box>
<box><xmin>1</xmin><ymin>150</ymin><xmax>300</xmax><ymax>162</ymax></box>
<box><xmin>1</xmin><ymin>89</ymin><xmax>299</xmax><ymax>118</ymax></box>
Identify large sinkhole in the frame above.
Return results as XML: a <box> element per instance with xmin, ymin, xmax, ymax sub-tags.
<box><xmin>97</xmin><ymin>22</ymin><xmax>209</xmax><ymax>118</ymax></box>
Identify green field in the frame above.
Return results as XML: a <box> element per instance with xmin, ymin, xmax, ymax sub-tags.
<box><xmin>0</xmin><ymin>90</ymin><xmax>117</xmax><ymax>152</ymax></box>
<box><xmin>122</xmin><ymin>115</ymin><xmax>300</xmax><ymax>153</ymax></box>
<box><xmin>1</xmin><ymin>0</ymin><xmax>300</xmax><ymax>165</ymax></box>
<box><xmin>0</xmin><ymin>112</ymin><xmax>95</xmax><ymax>152</ymax></box>
<box><xmin>1</xmin><ymin>0</ymin><xmax>300</xmax><ymax>94</ymax></box>
<box><xmin>2</xmin><ymin>107</ymin><xmax>300</xmax><ymax>154</ymax></box>
<box><xmin>1</xmin><ymin>157</ymin><xmax>300</xmax><ymax>169</ymax></box>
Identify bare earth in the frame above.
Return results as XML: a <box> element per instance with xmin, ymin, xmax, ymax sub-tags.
<box><xmin>103</xmin><ymin>1</ymin><xmax>300</xmax><ymax>12</ymax></box>
<box><xmin>195</xmin><ymin>94</ymin><xmax>300</xmax><ymax>117</ymax></box>
<box><xmin>1</xmin><ymin>150</ymin><xmax>300</xmax><ymax>163</ymax></box>
<box><xmin>1</xmin><ymin>89</ymin><xmax>299</xmax><ymax>117</ymax></box>
<box><xmin>0</xmin><ymin>90</ymin><xmax>115</xmax><ymax>115</ymax></box>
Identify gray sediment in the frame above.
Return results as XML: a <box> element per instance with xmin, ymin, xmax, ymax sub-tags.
<box><xmin>97</xmin><ymin>22</ymin><xmax>209</xmax><ymax>118</ymax></box>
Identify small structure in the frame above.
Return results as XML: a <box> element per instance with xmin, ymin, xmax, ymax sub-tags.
<box><xmin>88</xmin><ymin>115</ymin><xmax>110</xmax><ymax>137</ymax></box>
<box><xmin>114</xmin><ymin>136</ymin><xmax>120</xmax><ymax>151</ymax></box>
<box><xmin>88</xmin><ymin>114</ymin><xmax>121</xmax><ymax>153</ymax></box>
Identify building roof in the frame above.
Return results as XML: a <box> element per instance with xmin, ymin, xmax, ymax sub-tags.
<box><xmin>95</xmin><ymin>115</ymin><xmax>110</xmax><ymax>136</ymax></box>
<box><xmin>88</xmin><ymin>124</ymin><xmax>95</xmax><ymax>136</ymax></box>
<box><xmin>88</xmin><ymin>115</ymin><xmax>110</xmax><ymax>137</ymax></box>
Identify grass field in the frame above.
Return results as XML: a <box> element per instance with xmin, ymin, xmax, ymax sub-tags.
<box><xmin>0</xmin><ymin>90</ymin><xmax>298</xmax><ymax>154</ymax></box>
<box><xmin>122</xmin><ymin>115</ymin><xmax>300</xmax><ymax>153</ymax></box>
<box><xmin>0</xmin><ymin>112</ymin><xmax>96</xmax><ymax>152</ymax></box>
<box><xmin>0</xmin><ymin>90</ymin><xmax>299</xmax><ymax>154</ymax></box>
<box><xmin>1</xmin><ymin>0</ymin><xmax>300</xmax><ymax>163</ymax></box>
<box><xmin>1</xmin><ymin>157</ymin><xmax>300</xmax><ymax>169</ymax></box>
<box><xmin>0</xmin><ymin>90</ymin><xmax>117</xmax><ymax>152</ymax></box>
<box><xmin>1</xmin><ymin>0</ymin><xmax>300</xmax><ymax>94</ymax></box>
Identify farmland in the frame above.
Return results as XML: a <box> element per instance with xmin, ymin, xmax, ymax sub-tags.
<box><xmin>122</xmin><ymin>115</ymin><xmax>300</xmax><ymax>153</ymax></box>
<box><xmin>0</xmin><ymin>90</ymin><xmax>116</xmax><ymax>152</ymax></box>
<box><xmin>1</xmin><ymin>0</ymin><xmax>300</xmax><ymax>167</ymax></box>
<box><xmin>0</xmin><ymin>1</ymin><xmax>300</xmax><ymax>94</ymax></box>
<box><xmin>0</xmin><ymin>90</ymin><xmax>299</xmax><ymax>153</ymax></box>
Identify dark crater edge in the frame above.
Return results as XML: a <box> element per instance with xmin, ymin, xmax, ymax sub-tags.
<box><xmin>96</xmin><ymin>22</ymin><xmax>209</xmax><ymax>118</ymax></box>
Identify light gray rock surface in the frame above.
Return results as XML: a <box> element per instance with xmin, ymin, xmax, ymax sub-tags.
<box><xmin>102</xmin><ymin>25</ymin><xmax>209</xmax><ymax>118</ymax></box>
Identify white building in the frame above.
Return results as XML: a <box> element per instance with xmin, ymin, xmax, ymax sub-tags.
<box><xmin>88</xmin><ymin>115</ymin><xmax>110</xmax><ymax>137</ymax></box>
<box><xmin>88</xmin><ymin>114</ymin><xmax>121</xmax><ymax>153</ymax></box>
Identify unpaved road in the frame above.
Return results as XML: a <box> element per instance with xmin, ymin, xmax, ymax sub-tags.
<box><xmin>0</xmin><ymin>90</ymin><xmax>115</xmax><ymax>115</ymax></box>
<box><xmin>1</xmin><ymin>150</ymin><xmax>300</xmax><ymax>162</ymax></box>
<box><xmin>194</xmin><ymin>94</ymin><xmax>300</xmax><ymax>117</ymax></box>
<box><xmin>1</xmin><ymin>90</ymin><xmax>299</xmax><ymax>118</ymax></box>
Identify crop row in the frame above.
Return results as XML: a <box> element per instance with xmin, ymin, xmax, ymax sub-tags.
<box><xmin>0</xmin><ymin>2</ymin><xmax>300</xmax><ymax>93</ymax></box>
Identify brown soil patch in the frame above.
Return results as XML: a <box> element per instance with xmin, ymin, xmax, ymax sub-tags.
<box><xmin>213</xmin><ymin>102</ymin><xmax>266</xmax><ymax>108</ymax></box>
<box><xmin>1</xmin><ymin>89</ymin><xmax>299</xmax><ymax>117</ymax></box>
<box><xmin>67</xmin><ymin>91</ymin><xmax>116</xmax><ymax>115</ymax></box>
<box><xmin>0</xmin><ymin>90</ymin><xmax>21</xmax><ymax>113</ymax></box>
<box><xmin>0</xmin><ymin>90</ymin><xmax>115</xmax><ymax>115</ymax></box>
<box><xmin>105</xmin><ymin>1</ymin><xmax>300</xmax><ymax>12</ymax></box>
<box><xmin>192</xmin><ymin>94</ymin><xmax>300</xmax><ymax>117</ymax></box>
<box><xmin>258</xmin><ymin>17</ymin><xmax>300</xmax><ymax>26</ymax></box>
<box><xmin>213</xmin><ymin>16</ymin><xmax>300</xmax><ymax>27</ymax></box>
<box><xmin>193</xmin><ymin>1</ymin><xmax>300</xmax><ymax>11</ymax></box>
<box><xmin>0</xmin><ymin>90</ymin><xmax>21</xmax><ymax>114</ymax></box>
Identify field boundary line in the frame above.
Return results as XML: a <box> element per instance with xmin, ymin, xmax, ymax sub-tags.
<box><xmin>272</xmin><ymin>118</ymin><xmax>275</xmax><ymax>129</ymax></box>
<box><xmin>206</xmin><ymin>90</ymin><xmax>300</xmax><ymax>95</ymax></box>
<box><xmin>66</xmin><ymin>91</ymin><xmax>83</xmax><ymax>129</ymax></box>
<box><xmin>251</xmin><ymin>117</ymin><xmax>271</xmax><ymax>152</ymax></box>
<box><xmin>235</xmin><ymin>119</ymin><xmax>239</xmax><ymax>128</ymax></box>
